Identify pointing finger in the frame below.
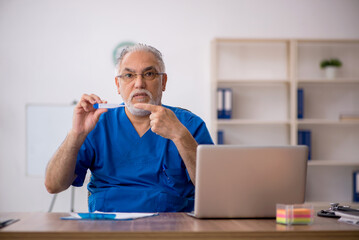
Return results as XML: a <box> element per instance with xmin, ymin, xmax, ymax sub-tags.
<box><xmin>134</xmin><ymin>103</ymin><xmax>160</xmax><ymax>112</ymax></box>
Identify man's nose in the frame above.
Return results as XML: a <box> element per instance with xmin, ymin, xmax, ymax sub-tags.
<box><xmin>134</xmin><ymin>74</ymin><xmax>146</xmax><ymax>88</ymax></box>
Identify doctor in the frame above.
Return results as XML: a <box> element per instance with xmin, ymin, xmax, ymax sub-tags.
<box><xmin>44</xmin><ymin>44</ymin><xmax>213</xmax><ymax>212</ymax></box>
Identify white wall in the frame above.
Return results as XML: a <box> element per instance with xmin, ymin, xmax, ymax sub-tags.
<box><xmin>1</xmin><ymin>0</ymin><xmax>359</xmax><ymax>212</ymax></box>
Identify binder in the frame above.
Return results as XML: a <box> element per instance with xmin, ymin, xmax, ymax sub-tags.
<box><xmin>217</xmin><ymin>88</ymin><xmax>224</xmax><ymax>119</ymax></box>
<box><xmin>354</xmin><ymin>171</ymin><xmax>359</xmax><ymax>202</ymax></box>
<box><xmin>217</xmin><ymin>88</ymin><xmax>232</xmax><ymax>119</ymax></box>
<box><xmin>217</xmin><ymin>130</ymin><xmax>224</xmax><ymax>144</ymax></box>
<box><xmin>305</xmin><ymin>131</ymin><xmax>311</xmax><ymax>160</ymax></box>
<box><xmin>297</xmin><ymin>88</ymin><xmax>304</xmax><ymax>119</ymax></box>
<box><xmin>223</xmin><ymin>88</ymin><xmax>232</xmax><ymax>119</ymax></box>
<box><xmin>298</xmin><ymin>130</ymin><xmax>311</xmax><ymax>160</ymax></box>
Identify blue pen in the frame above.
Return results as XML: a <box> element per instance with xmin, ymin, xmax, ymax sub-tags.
<box><xmin>93</xmin><ymin>103</ymin><xmax>125</xmax><ymax>109</ymax></box>
<box><xmin>78</xmin><ymin>213</ymin><xmax>117</xmax><ymax>220</ymax></box>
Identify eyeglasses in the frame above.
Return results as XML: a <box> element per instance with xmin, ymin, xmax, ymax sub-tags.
<box><xmin>117</xmin><ymin>71</ymin><xmax>165</xmax><ymax>82</ymax></box>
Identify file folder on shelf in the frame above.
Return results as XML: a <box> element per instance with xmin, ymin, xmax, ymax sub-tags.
<box><xmin>217</xmin><ymin>130</ymin><xmax>224</xmax><ymax>144</ymax></box>
<box><xmin>217</xmin><ymin>88</ymin><xmax>232</xmax><ymax>119</ymax></box>
<box><xmin>298</xmin><ymin>130</ymin><xmax>311</xmax><ymax>160</ymax></box>
<box><xmin>353</xmin><ymin>171</ymin><xmax>359</xmax><ymax>202</ymax></box>
<box><xmin>297</xmin><ymin>88</ymin><xmax>304</xmax><ymax>119</ymax></box>
<box><xmin>217</xmin><ymin>88</ymin><xmax>224</xmax><ymax>119</ymax></box>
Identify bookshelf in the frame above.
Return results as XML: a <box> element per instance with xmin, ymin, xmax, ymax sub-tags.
<box><xmin>211</xmin><ymin>39</ymin><xmax>359</xmax><ymax>202</ymax></box>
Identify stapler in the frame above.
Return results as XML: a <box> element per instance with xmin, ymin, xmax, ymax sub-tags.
<box><xmin>317</xmin><ymin>203</ymin><xmax>359</xmax><ymax>218</ymax></box>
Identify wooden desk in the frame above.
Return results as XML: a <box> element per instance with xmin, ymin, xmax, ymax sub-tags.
<box><xmin>0</xmin><ymin>211</ymin><xmax>358</xmax><ymax>240</ymax></box>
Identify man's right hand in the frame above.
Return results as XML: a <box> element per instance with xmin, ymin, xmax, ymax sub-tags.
<box><xmin>45</xmin><ymin>94</ymin><xmax>108</xmax><ymax>194</ymax></box>
<box><xmin>72</xmin><ymin>94</ymin><xmax>108</xmax><ymax>137</ymax></box>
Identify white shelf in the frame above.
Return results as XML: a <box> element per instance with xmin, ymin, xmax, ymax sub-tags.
<box><xmin>218</xmin><ymin>79</ymin><xmax>290</xmax><ymax>84</ymax></box>
<box><xmin>308</xmin><ymin>160</ymin><xmax>359</xmax><ymax>166</ymax></box>
<box><xmin>297</xmin><ymin>119</ymin><xmax>359</xmax><ymax>125</ymax></box>
<box><xmin>298</xmin><ymin>79</ymin><xmax>359</xmax><ymax>84</ymax></box>
<box><xmin>212</xmin><ymin>38</ymin><xmax>359</xmax><ymax>202</ymax></box>
<box><xmin>217</xmin><ymin>119</ymin><xmax>290</xmax><ymax>125</ymax></box>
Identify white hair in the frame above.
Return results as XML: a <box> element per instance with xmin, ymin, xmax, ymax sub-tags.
<box><xmin>115</xmin><ymin>43</ymin><xmax>165</xmax><ymax>75</ymax></box>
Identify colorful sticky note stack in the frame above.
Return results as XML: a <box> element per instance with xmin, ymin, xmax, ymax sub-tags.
<box><xmin>276</xmin><ymin>208</ymin><xmax>289</xmax><ymax>224</ymax></box>
<box><xmin>291</xmin><ymin>208</ymin><xmax>312</xmax><ymax>224</ymax></box>
<box><xmin>276</xmin><ymin>204</ymin><xmax>313</xmax><ymax>225</ymax></box>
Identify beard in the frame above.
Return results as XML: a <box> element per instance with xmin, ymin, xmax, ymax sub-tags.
<box><xmin>125</xmin><ymin>88</ymin><xmax>162</xmax><ymax>116</ymax></box>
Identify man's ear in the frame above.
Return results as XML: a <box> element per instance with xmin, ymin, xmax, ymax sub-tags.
<box><xmin>115</xmin><ymin>77</ymin><xmax>121</xmax><ymax>94</ymax></box>
<box><xmin>162</xmin><ymin>73</ymin><xmax>167</xmax><ymax>91</ymax></box>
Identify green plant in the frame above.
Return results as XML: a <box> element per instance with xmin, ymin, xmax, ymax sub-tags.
<box><xmin>320</xmin><ymin>58</ymin><xmax>342</xmax><ymax>68</ymax></box>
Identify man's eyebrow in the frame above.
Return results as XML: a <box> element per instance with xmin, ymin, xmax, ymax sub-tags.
<box><xmin>143</xmin><ymin>66</ymin><xmax>157</xmax><ymax>72</ymax></box>
<box><xmin>122</xmin><ymin>66</ymin><xmax>159</xmax><ymax>73</ymax></box>
<box><xmin>123</xmin><ymin>68</ymin><xmax>135</xmax><ymax>73</ymax></box>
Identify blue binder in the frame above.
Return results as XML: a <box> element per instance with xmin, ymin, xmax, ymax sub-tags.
<box><xmin>354</xmin><ymin>171</ymin><xmax>359</xmax><ymax>202</ymax></box>
<box><xmin>298</xmin><ymin>130</ymin><xmax>311</xmax><ymax>160</ymax></box>
<box><xmin>223</xmin><ymin>88</ymin><xmax>232</xmax><ymax>119</ymax></box>
<box><xmin>217</xmin><ymin>130</ymin><xmax>224</xmax><ymax>145</ymax></box>
<box><xmin>297</xmin><ymin>88</ymin><xmax>304</xmax><ymax>119</ymax></box>
<box><xmin>217</xmin><ymin>88</ymin><xmax>224</xmax><ymax>119</ymax></box>
<box><xmin>217</xmin><ymin>88</ymin><xmax>232</xmax><ymax>119</ymax></box>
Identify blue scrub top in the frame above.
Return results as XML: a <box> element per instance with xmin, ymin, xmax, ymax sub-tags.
<box><xmin>72</xmin><ymin>105</ymin><xmax>213</xmax><ymax>212</ymax></box>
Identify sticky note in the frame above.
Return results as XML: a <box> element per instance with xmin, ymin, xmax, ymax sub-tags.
<box><xmin>276</xmin><ymin>204</ymin><xmax>314</xmax><ymax>225</ymax></box>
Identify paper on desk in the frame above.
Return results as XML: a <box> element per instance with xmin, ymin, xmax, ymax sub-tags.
<box><xmin>335</xmin><ymin>211</ymin><xmax>359</xmax><ymax>226</ymax></box>
<box><xmin>61</xmin><ymin>211</ymin><xmax>158</xmax><ymax>220</ymax></box>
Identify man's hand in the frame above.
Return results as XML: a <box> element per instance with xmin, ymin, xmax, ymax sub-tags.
<box><xmin>72</xmin><ymin>94</ymin><xmax>108</xmax><ymax>137</ymax></box>
<box><xmin>45</xmin><ymin>93</ymin><xmax>108</xmax><ymax>194</ymax></box>
<box><xmin>134</xmin><ymin>103</ymin><xmax>186</xmax><ymax>141</ymax></box>
<box><xmin>135</xmin><ymin>103</ymin><xmax>198</xmax><ymax>185</ymax></box>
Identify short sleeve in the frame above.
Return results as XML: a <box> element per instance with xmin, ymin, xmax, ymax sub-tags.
<box><xmin>185</xmin><ymin>115</ymin><xmax>213</xmax><ymax>146</ymax></box>
<box><xmin>193</xmin><ymin>121</ymin><xmax>213</xmax><ymax>145</ymax></box>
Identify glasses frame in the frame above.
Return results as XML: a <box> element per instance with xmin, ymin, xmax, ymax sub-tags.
<box><xmin>117</xmin><ymin>72</ymin><xmax>165</xmax><ymax>82</ymax></box>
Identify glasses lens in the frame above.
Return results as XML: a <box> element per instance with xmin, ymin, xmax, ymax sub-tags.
<box><xmin>143</xmin><ymin>71</ymin><xmax>157</xmax><ymax>81</ymax></box>
<box><xmin>120</xmin><ymin>72</ymin><xmax>161</xmax><ymax>82</ymax></box>
<box><xmin>120</xmin><ymin>73</ymin><xmax>135</xmax><ymax>81</ymax></box>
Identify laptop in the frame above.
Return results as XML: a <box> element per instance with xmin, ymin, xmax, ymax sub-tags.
<box><xmin>189</xmin><ymin>145</ymin><xmax>308</xmax><ymax>218</ymax></box>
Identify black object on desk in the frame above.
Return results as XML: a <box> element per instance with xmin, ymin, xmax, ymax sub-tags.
<box><xmin>317</xmin><ymin>203</ymin><xmax>359</xmax><ymax>218</ymax></box>
<box><xmin>0</xmin><ymin>218</ymin><xmax>19</xmax><ymax>229</ymax></box>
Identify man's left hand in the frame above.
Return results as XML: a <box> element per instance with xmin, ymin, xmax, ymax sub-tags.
<box><xmin>134</xmin><ymin>103</ymin><xmax>186</xmax><ymax>141</ymax></box>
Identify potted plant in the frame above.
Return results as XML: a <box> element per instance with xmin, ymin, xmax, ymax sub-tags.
<box><xmin>320</xmin><ymin>58</ymin><xmax>342</xmax><ymax>79</ymax></box>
